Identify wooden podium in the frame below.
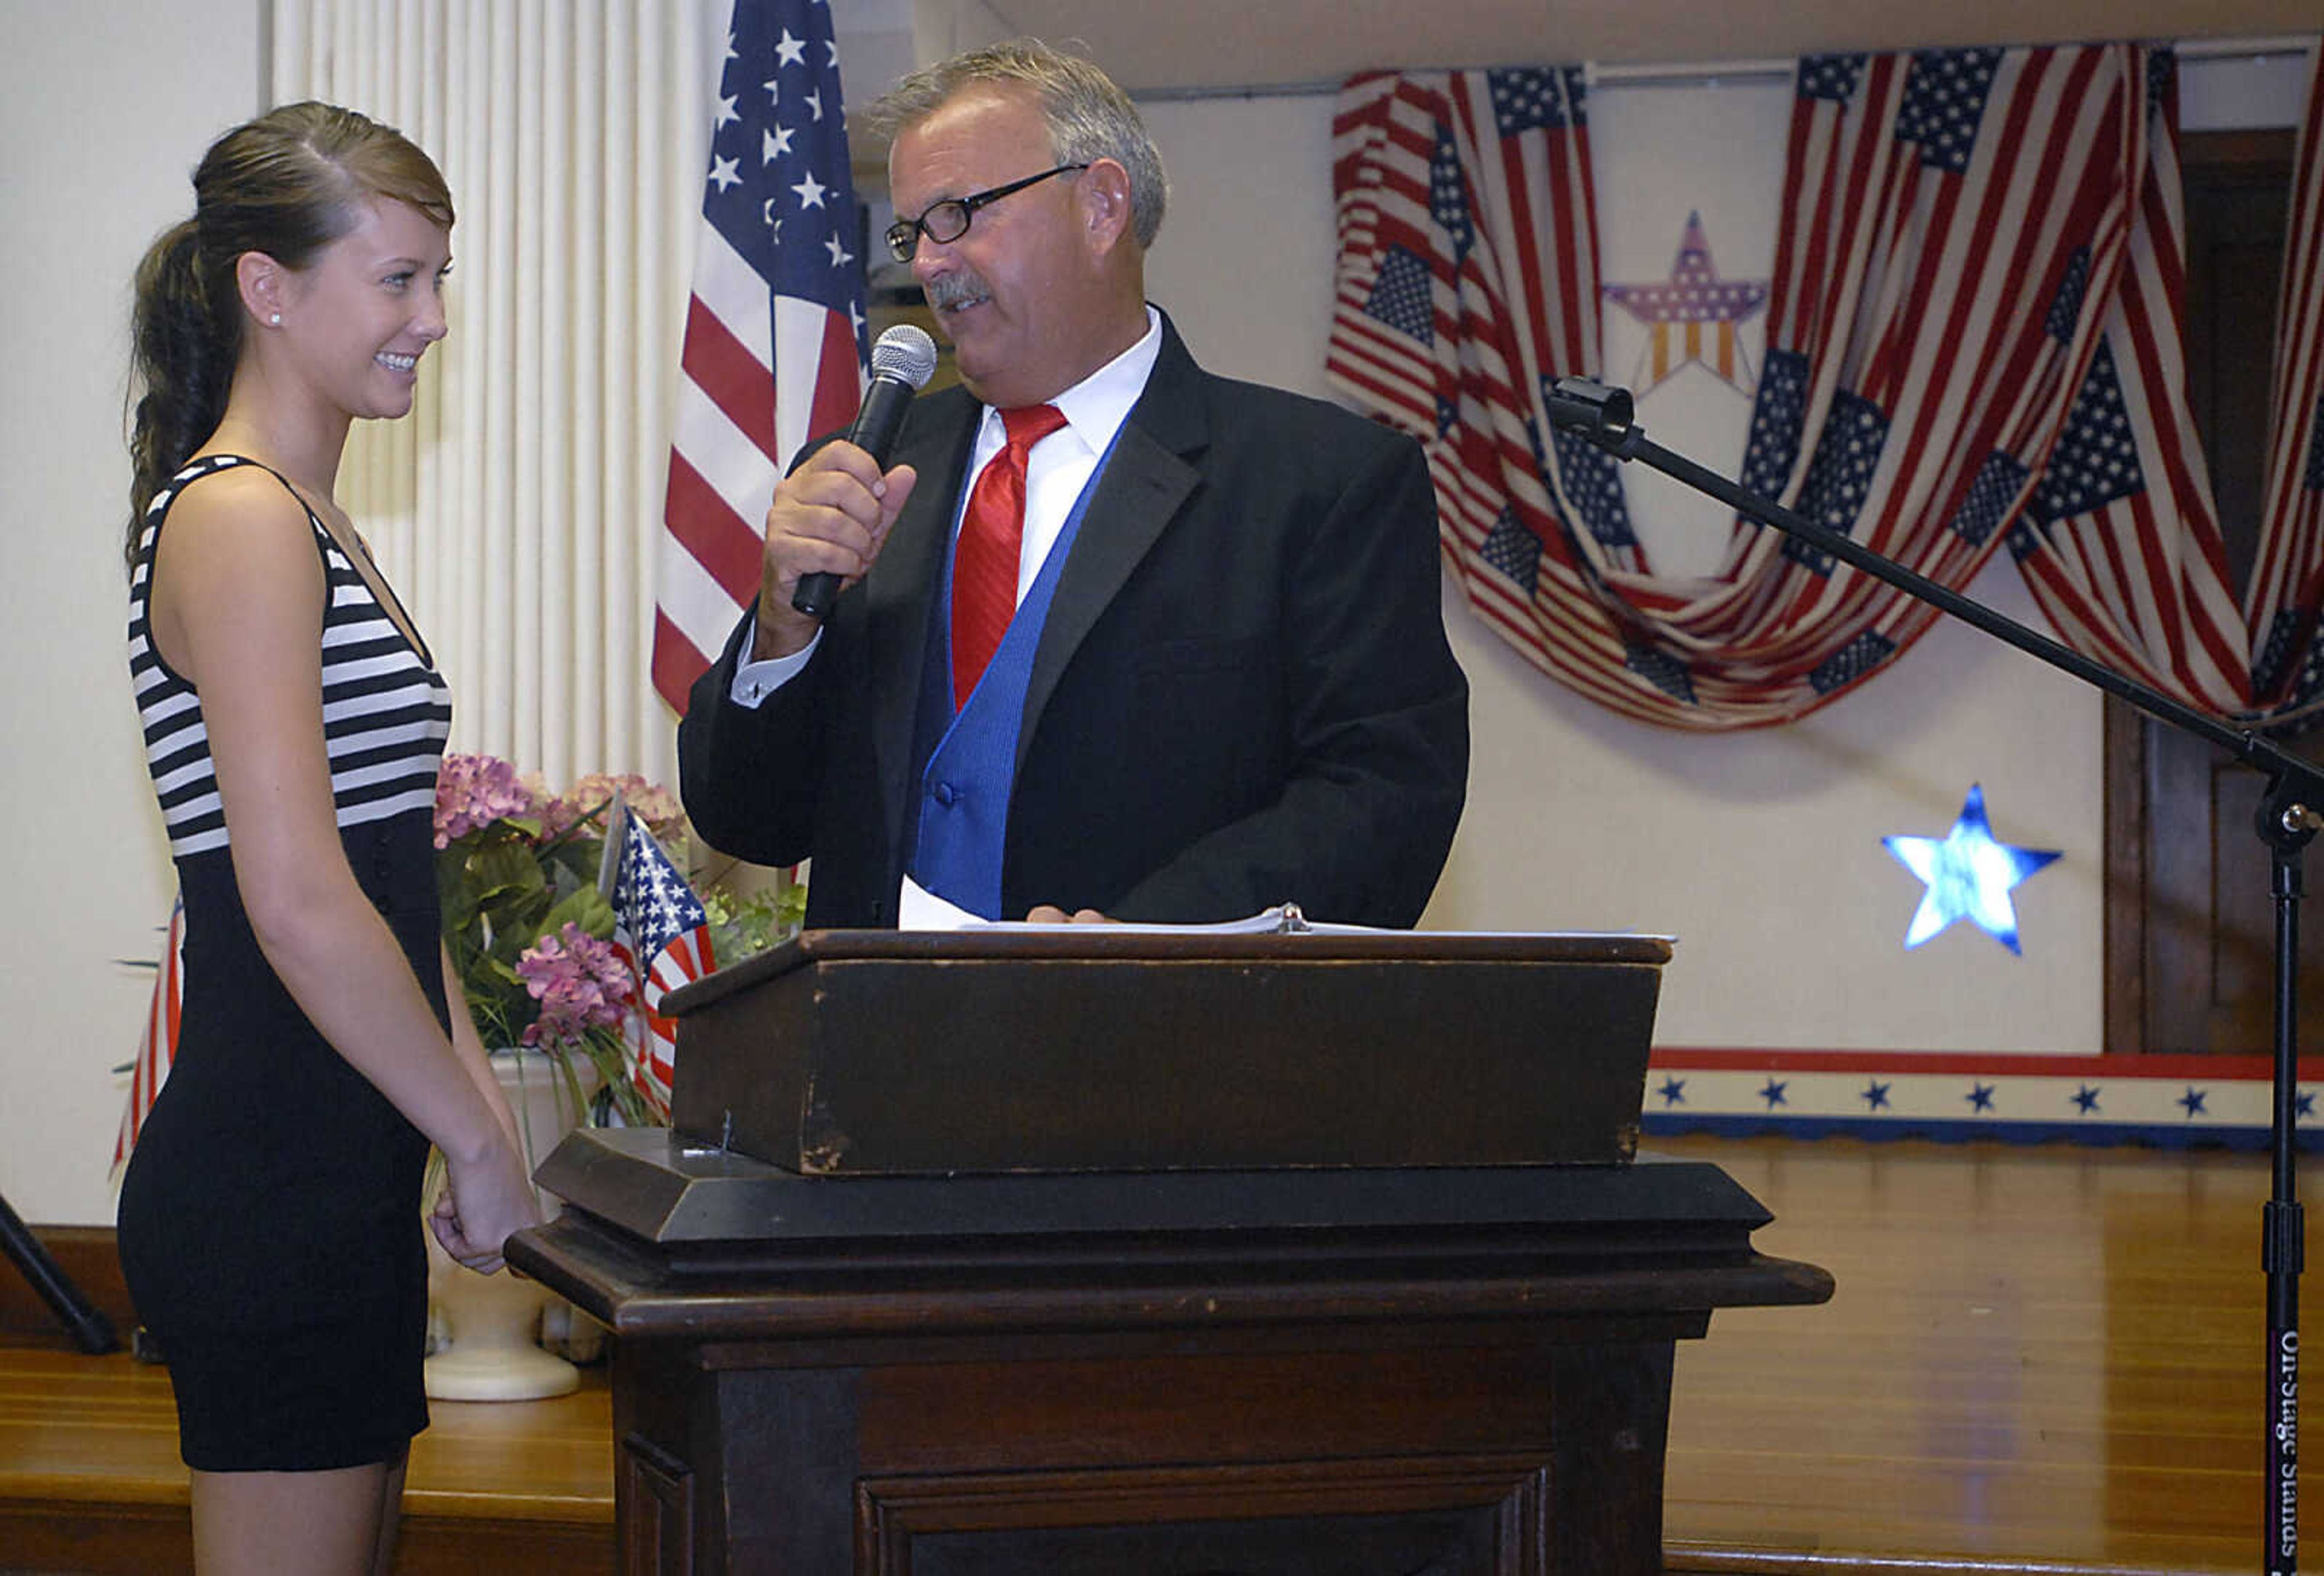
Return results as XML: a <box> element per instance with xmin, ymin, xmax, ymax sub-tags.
<box><xmin>511</xmin><ymin>928</ymin><xmax>1831</xmax><ymax>1575</ymax></box>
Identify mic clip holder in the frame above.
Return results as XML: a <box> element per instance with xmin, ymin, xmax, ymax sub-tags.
<box><xmin>1546</xmin><ymin>376</ymin><xmax>1643</xmax><ymax>459</ymax></box>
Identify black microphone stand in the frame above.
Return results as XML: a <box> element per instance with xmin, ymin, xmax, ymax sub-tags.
<box><xmin>1548</xmin><ymin>375</ymin><xmax>2311</xmax><ymax>1575</ymax></box>
<box><xmin>0</xmin><ymin>1190</ymin><xmax>118</xmax><ymax>1354</ymax></box>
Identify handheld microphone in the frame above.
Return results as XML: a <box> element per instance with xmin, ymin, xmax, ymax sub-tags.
<box><xmin>792</xmin><ymin>323</ymin><xmax>941</xmax><ymax>617</ymax></box>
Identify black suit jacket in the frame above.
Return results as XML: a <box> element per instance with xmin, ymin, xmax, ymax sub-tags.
<box><xmin>679</xmin><ymin>314</ymin><xmax>1468</xmax><ymax>928</ymax></box>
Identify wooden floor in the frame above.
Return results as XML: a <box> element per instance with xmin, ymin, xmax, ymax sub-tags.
<box><xmin>1661</xmin><ymin>1133</ymin><xmax>2317</xmax><ymax>1574</ymax></box>
<box><xmin>1</xmin><ymin>1132</ymin><xmax>2316</xmax><ymax>1574</ymax></box>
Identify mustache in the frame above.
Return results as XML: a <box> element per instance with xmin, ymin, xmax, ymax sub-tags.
<box><xmin>923</xmin><ymin>271</ymin><xmax>993</xmax><ymax>313</ymax></box>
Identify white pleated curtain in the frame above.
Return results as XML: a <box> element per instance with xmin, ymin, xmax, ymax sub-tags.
<box><xmin>268</xmin><ymin>0</ymin><xmax>722</xmax><ymax>787</ymax></box>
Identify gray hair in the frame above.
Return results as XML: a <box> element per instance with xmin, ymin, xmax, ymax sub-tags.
<box><xmin>867</xmin><ymin>38</ymin><xmax>1167</xmax><ymax>249</ymax></box>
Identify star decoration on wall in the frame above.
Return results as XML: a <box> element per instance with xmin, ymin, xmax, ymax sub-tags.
<box><xmin>1601</xmin><ymin>211</ymin><xmax>1770</xmax><ymax>398</ymax></box>
<box><xmin>1883</xmin><ymin>784</ymin><xmax>2061</xmax><ymax>954</ymax></box>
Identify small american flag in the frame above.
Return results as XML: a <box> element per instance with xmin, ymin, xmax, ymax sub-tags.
<box><xmin>653</xmin><ymin>0</ymin><xmax>868</xmax><ymax>714</ymax></box>
<box><xmin>603</xmin><ymin>807</ymin><xmax>717</xmax><ymax>1118</ymax></box>
<box><xmin>111</xmin><ymin>895</ymin><xmax>185</xmax><ymax>1177</ymax></box>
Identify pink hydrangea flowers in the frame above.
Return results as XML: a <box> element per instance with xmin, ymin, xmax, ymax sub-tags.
<box><xmin>514</xmin><ymin>922</ymin><xmax>635</xmax><ymax>1051</ymax></box>
<box><xmin>432</xmin><ymin>752</ymin><xmax>541</xmax><ymax>849</ymax></box>
<box><xmin>536</xmin><ymin>772</ymin><xmax>686</xmax><ymax>842</ymax></box>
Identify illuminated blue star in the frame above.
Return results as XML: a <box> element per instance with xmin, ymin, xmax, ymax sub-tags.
<box><xmin>1656</xmin><ymin>1075</ymin><xmax>1688</xmax><ymax>1106</ymax></box>
<box><xmin>1862</xmin><ymin>1080</ymin><xmax>1892</xmax><ymax>1110</ymax></box>
<box><xmin>2072</xmin><ymin>1085</ymin><xmax>2102</xmax><ymax>1115</ymax></box>
<box><xmin>1883</xmin><ymin>784</ymin><xmax>2061</xmax><ymax>954</ymax></box>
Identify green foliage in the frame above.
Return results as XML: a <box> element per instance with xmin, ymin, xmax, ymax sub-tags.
<box><xmin>703</xmin><ymin>881</ymin><xmax>807</xmax><ymax>964</ymax></box>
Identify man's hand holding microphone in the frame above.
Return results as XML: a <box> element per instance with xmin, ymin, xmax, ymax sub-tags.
<box><xmin>752</xmin><ymin>324</ymin><xmax>939</xmax><ymax>661</ymax></box>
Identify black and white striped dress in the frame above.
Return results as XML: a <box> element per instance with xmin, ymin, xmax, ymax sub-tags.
<box><xmin>130</xmin><ymin>453</ymin><xmax>450</xmax><ymax>854</ymax></box>
<box><xmin>118</xmin><ymin>454</ymin><xmax>455</xmax><ymax>1472</ymax></box>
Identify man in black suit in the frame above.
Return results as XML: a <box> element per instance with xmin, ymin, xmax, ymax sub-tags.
<box><xmin>678</xmin><ymin>39</ymin><xmax>1467</xmax><ymax>929</ymax></box>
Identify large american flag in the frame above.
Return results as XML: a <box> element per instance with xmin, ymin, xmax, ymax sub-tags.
<box><xmin>653</xmin><ymin>0</ymin><xmax>868</xmax><ymax>714</ymax></box>
<box><xmin>605</xmin><ymin>808</ymin><xmax>717</xmax><ymax>1120</ymax></box>
<box><xmin>1327</xmin><ymin>45</ymin><xmax>2266</xmax><ymax>729</ymax></box>
<box><xmin>111</xmin><ymin>895</ymin><xmax>185</xmax><ymax>1177</ymax></box>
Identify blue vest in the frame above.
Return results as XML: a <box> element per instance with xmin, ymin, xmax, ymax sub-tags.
<box><xmin>907</xmin><ymin>440</ymin><xmax>1114</xmax><ymax>918</ymax></box>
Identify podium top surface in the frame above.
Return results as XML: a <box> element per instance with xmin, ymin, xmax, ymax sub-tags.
<box><xmin>663</xmin><ymin>924</ymin><xmax>1674</xmax><ymax>1018</ymax></box>
<box><xmin>660</xmin><ymin>924</ymin><xmax>1675</xmax><ymax>1176</ymax></box>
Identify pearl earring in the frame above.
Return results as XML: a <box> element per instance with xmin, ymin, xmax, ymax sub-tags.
<box><xmin>269</xmin><ymin>313</ymin><xmax>281</xmax><ymax>326</ymax></box>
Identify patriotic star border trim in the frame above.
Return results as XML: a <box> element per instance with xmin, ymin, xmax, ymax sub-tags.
<box><xmin>1643</xmin><ymin>1048</ymin><xmax>2324</xmax><ymax>1149</ymax></box>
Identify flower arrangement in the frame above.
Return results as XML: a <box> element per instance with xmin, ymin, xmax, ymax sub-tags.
<box><xmin>432</xmin><ymin>754</ymin><xmax>692</xmax><ymax>1128</ymax></box>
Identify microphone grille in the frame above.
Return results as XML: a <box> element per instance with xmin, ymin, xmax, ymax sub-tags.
<box><xmin>870</xmin><ymin>323</ymin><xmax>939</xmax><ymax>390</ymax></box>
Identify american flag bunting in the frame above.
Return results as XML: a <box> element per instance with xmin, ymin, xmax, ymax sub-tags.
<box><xmin>1327</xmin><ymin>44</ymin><xmax>2270</xmax><ymax>729</ymax></box>
<box><xmin>2003</xmin><ymin>50</ymin><xmax>2250</xmax><ymax>715</ymax></box>
<box><xmin>2244</xmin><ymin>42</ymin><xmax>2324</xmax><ymax>714</ymax></box>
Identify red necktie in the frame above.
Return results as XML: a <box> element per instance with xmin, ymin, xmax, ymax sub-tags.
<box><xmin>952</xmin><ymin>402</ymin><xmax>1067</xmax><ymax>709</ymax></box>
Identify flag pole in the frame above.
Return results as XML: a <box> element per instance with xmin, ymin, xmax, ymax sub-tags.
<box><xmin>597</xmin><ymin>792</ymin><xmax>631</xmax><ymax>905</ymax></box>
<box><xmin>1548</xmin><ymin>374</ymin><xmax>2311</xmax><ymax>1576</ymax></box>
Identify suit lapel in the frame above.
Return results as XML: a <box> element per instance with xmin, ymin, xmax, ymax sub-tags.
<box><xmin>864</xmin><ymin>391</ymin><xmax>978</xmax><ymax>825</ymax></box>
<box><xmin>1020</xmin><ymin>322</ymin><xmax>1209</xmax><ymax>763</ymax></box>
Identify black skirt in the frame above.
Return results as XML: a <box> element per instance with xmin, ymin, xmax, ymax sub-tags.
<box><xmin>118</xmin><ymin>811</ymin><xmax>439</xmax><ymax>1471</ymax></box>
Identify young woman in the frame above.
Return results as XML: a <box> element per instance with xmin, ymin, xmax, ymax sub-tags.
<box><xmin>119</xmin><ymin>102</ymin><xmax>540</xmax><ymax>1574</ymax></box>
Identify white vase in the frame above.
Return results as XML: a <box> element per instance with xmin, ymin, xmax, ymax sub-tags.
<box><xmin>422</xmin><ymin>1048</ymin><xmax>593</xmax><ymax>1402</ymax></box>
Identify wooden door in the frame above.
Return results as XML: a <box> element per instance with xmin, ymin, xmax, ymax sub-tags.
<box><xmin>2104</xmin><ymin>127</ymin><xmax>2304</xmax><ymax>1056</ymax></box>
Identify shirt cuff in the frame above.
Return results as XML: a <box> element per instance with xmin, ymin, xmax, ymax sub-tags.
<box><xmin>727</xmin><ymin>627</ymin><xmax>822</xmax><ymax>708</ymax></box>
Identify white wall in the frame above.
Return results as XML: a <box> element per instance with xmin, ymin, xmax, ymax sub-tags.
<box><xmin>1</xmin><ymin>0</ymin><xmax>260</xmax><ymax>1226</ymax></box>
<box><xmin>1</xmin><ymin>20</ymin><xmax>2300</xmax><ymax>1226</ymax></box>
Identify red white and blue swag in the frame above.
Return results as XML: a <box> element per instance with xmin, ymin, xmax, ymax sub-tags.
<box><xmin>1329</xmin><ymin>42</ymin><xmax>2324</xmax><ymax>730</ymax></box>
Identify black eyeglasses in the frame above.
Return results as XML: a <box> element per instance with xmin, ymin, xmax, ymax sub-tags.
<box><xmin>884</xmin><ymin>163</ymin><xmax>1090</xmax><ymax>263</ymax></box>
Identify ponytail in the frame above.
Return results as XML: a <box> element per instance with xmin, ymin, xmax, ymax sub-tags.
<box><xmin>126</xmin><ymin>218</ymin><xmax>237</xmax><ymax>565</ymax></box>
